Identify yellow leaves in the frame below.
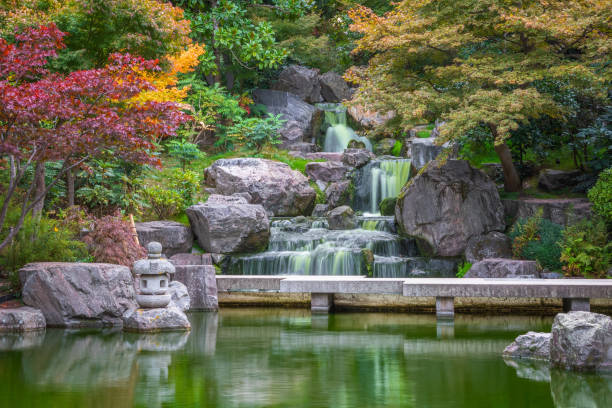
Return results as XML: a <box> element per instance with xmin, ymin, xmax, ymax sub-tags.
<box><xmin>167</xmin><ymin>44</ymin><xmax>206</xmax><ymax>76</ymax></box>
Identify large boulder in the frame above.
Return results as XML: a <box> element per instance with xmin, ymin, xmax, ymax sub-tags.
<box><xmin>252</xmin><ymin>89</ymin><xmax>318</xmax><ymax>149</ymax></box>
<box><xmin>135</xmin><ymin>221</ymin><xmax>193</xmax><ymax>257</ymax></box>
<box><xmin>169</xmin><ymin>253</ymin><xmax>213</xmax><ymax>266</ymax></box>
<box><xmin>186</xmin><ymin>195</ymin><xmax>270</xmax><ymax>254</ymax></box>
<box><xmin>168</xmin><ymin>281</ymin><xmax>190</xmax><ymax>312</ymax></box>
<box><xmin>305</xmin><ymin>161</ymin><xmax>348</xmax><ymax>183</ymax></box>
<box><xmin>205</xmin><ymin>158</ymin><xmax>316</xmax><ymax>216</ymax></box>
<box><xmin>326</xmin><ymin>180</ymin><xmax>352</xmax><ymax>208</ymax></box>
<box><xmin>19</xmin><ymin>263</ymin><xmax>138</xmax><ymax>328</ymax></box>
<box><xmin>550</xmin><ymin>311</ymin><xmax>612</xmax><ymax>372</ymax></box>
<box><xmin>312</xmin><ymin>204</ymin><xmax>330</xmax><ymax>217</ymax></box>
<box><xmin>272</xmin><ymin>65</ymin><xmax>322</xmax><ymax>103</ymax></box>
<box><xmin>319</xmin><ymin>71</ymin><xmax>352</xmax><ymax>102</ymax></box>
<box><xmin>410</xmin><ymin>138</ymin><xmax>445</xmax><ymax>170</ymax></box>
<box><xmin>0</xmin><ymin>307</ymin><xmax>46</xmax><ymax>332</ymax></box>
<box><xmin>503</xmin><ymin>332</ymin><xmax>551</xmax><ymax>361</ymax></box>
<box><xmin>396</xmin><ymin>160</ymin><xmax>505</xmax><ymax>256</ymax></box>
<box><xmin>538</xmin><ymin>169</ymin><xmax>582</xmax><ymax>191</ymax></box>
<box><xmin>173</xmin><ymin>265</ymin><xmax>219</xmax><ymax>311</ymax></box>
<box><xmin>464</xmin><ymin>259</ymin><xmax>540</xmax><ymax>278</ymax></box>
<box><xmin>341</xmin><ymin>148</ymin><xmax>372</xmax><ymax>168</ymax></box>
<box><xmin>122</xmin><ymin>306</ymin><xmax>191</xmax><ymax>332</ymax></box>
<box><xmin>503</xmin><ymin>198</ymin><xmax>592</xmax><ymax>227</ymax></box>
<box><xmin>327</xmin><ymin>205</ymin><xmax>357</xmax><ymax>230</ymax></box>
<box><xmin>464</xmin><ymin>232</ymin><xmax>513</xmax><ymax>263</ymax></box>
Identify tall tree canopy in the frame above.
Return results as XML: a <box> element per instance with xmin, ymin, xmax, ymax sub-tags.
<box><xmin>348</xmin><ymin>0</ymin><xmax>611</xmax><ymax>191</ymax></box>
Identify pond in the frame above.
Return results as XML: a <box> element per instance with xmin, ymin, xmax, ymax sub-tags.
<box><xmin>1</xmin><ymin>309</ymin><xmax>610</xmax><ymax>407</ymax></box>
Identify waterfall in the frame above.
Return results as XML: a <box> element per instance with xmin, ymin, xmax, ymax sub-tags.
<box><xmin>353</xmin><ymin>159</ymin><xmax>412</xmax><ymax>214</ymax></box>
<box><xmin>317</xmin><ymin>103</ymin><xmax>372</xmax><ymax>152</ymax></box>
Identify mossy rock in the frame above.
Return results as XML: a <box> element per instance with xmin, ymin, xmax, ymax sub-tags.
<box><xmin>348</xmin><ymin>139</ymin><xmax>367</xmax><ymax>149</ymax></box>
<box><xmin>379</xmin><ymin>197</ymin><xmax>397</xmax><ymax>216</ymax></box>
<box><xmin>361</xmin><ymin>248</ymin><xmax>374</xmax><ymax>277</ymax></box>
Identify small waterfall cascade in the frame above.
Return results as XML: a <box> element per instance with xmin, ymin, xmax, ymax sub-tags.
<box><xmin>224</xmin><ymin>217</ymin><xmax>456</xmax><ymax>278</ymax></box>
<box><xmin>317</xmin><ymin>103</ymin><xmax>372</xmax><ymax>152</ymax></box>
<box><xmin>353</xmin><ymin>159</ymin><xmax>412</xmax><ymax>214</ymax></box>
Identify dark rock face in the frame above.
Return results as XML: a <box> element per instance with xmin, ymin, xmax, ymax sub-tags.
<box><xmin>538</xmin><ymin>169</ymin><xmax>582</xmax><ymax>191</ymax></box>
<box><xmin>135</xmin><ymin>221</ymin><xmax>193</xmax><ymax>257</ymax></box>
<box><xmin>396</xmin><ymin>160</ymin><xmax>505</xmax><ymax>257</ymax></box>
<box><xmin>410</xmin><ymin>138</ymin><xmax>444</xmax><ymax>170</ymax></box>
<box><xmin>305</xmin><ymin>161</ymin><xmax>349</xmax><ymax>183</ymax></box>
<box><xmin>319</xmin><ymin>71</ymin><xmax>352</xmax><ymax>102</ymax></box>
<box><xmin>0</xmin><ymin>307</ymin><xmax>46</xmax><ymax>332</ymax></box>
<box><xmin>312</xmin><ymin>204</ymin><xmax>330</xmax><ymax>217</ymax></box>
<box><xmin>374</xmin><ymin>138</ymin><xmax>397</xmax><ymax>156</ymax></box>
<box><xmin>503</xmin><ymin>332</ymin><xmax>551</xmax><ymax>360</ymax></box>
<box><xmin>326</xmin><ymin>180</ymin><xmax>352</xmax><ymax>208</ymax></box>
<box><xmin>186</xmin><ymin>195</ymin><xmax>270</xmax><ymax>254</ymax></box>
<box><xmin>19</xmin><ymin>263</ymin><xmax>138</xmax><ymax>328</ymax></box>
<box><xmin>503</xmin><ymin>198</ymin><xmax>592</xmax><ymax>227</ymax></box>
<box><xmin>327</xmin><ymin>205</ymin><xmax>357</xmax><ymax>230</ymax></box>
<box><xmin>550</xmin><ymin>311</ymin><xmax>612</xmax><ymax>372</ymax></box>
<box><xmin>173</xmin><ymin>265</ymin><xmax>218</xmax><ymax>311</ymax></box>
<box><xmin>122</xmin><ymin>306</ymin><xmax>191</xmax><ymax>332</ymax></box>
<box><xmin>465</xmin><ymin>259</ymin><xmax>540</xmax><ymax>278</ymax></box>
<box><xmin>252</xmin><ymin>89</ymin><xmax>317</xmax><ymax>149</ymax></box>
<box><xmin>341</xmin><ymin>148</ymin><xmax>372</xmax><ymax>168</ymax></box>
<box><xmin>464</xmin><ymin>232</ymin><xmax>513</xmax><ymax>263</ymax></box>
<box><xmin>205</xmin><ymin>158</ymin><xmax>316</xmax><ymax>216</ymax></box>
<box><xmin>379</xmin><ymin>197</ymin><xmax>397</xmax><ymax>216</ymax></box>
<box><xmin>169</xmin><ymin>253</ymin><xmax>213</xmax><ymax>266</ymax></box>
<box><xmin>272</xmin><ymin>65</ymin><xmax>322</xmax><ymax>103</ymax></box>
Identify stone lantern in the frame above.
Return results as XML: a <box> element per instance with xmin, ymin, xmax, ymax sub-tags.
<box><xmin>133</xmin><ymin>242</ymin><xmax>175</xmax><ymax>308</ymax></box>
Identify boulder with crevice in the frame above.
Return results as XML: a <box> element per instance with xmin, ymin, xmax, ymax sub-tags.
<box><xmin>272</xmin><ymin>65</ymin><xmax>322</xmax><ymax>103</ymax></box>
<box><xmin>305</xmin><ymin>161</ymin><xmax>349</xmax><ymax>183</ymax></box>
<box><xmin>464</xmin><ymin>232</ymin><xmax>513</xmax><ymax>263</ymax></box>
<box><xmin>327</xmin><ymin>205</ymin><xmax>357</xmax><ymax>230</ymax></box>
<box><xmin>319</xmin><ymin>71</ymin><xmax>352</xmax><ymax>102</ymax></box>
<box><xmin>464</xmin><ymin>258</ymin><xmax>540</xmax><ymax>278</ymax></box>
<box><xmin>326</xmin><ymin>180</ymin><xmax>352</xmax><ymax>208</ymax></box>
<box><xmin>135</xmin><ymin>221</ymin><xmax>193</xmax><ymax>257</ymax></box>
<box><xmin>341</xmin><ymin>148</ymin><xmax>372</xmax><ymax>168</ymax></box>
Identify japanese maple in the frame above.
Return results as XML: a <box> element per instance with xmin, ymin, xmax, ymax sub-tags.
<box><xmin>0</xmin><ymin>24</ymin><xmax>189</xmax><ymax>251</ymax></box>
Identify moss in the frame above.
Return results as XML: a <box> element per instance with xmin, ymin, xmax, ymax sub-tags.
<box><xmin>391</xmin><ymin>140</ymin><xmax>403</xmax><ymax>156</ymax></box>
<box><xmin>378</xmin><ymin>197</ymin><xmax>397</xmax><ymax>216</ymax></box>
<box><xmin>416</xmin><ymin>130</ymin><xmax>431</xmax><ymax>138</ymax></box>
<box><xmin>361</xmin><ymin>248</ymin><xmax>374</xmax><ymax>277</ymax></box>
<box><xmin>311</xmin><ymin>181</ymin><xmax>326</xmax><ymax>204</ymax></box>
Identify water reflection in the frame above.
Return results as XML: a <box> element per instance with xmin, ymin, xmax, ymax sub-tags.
<box><xmin>0</xmin><ymin>310</ymin><xmax>610</xmax><ymax>408</ymax></box>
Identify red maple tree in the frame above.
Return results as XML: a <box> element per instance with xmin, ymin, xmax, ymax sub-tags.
<box><xmin>0</xmin><ymin>24</ymin><xmax>190</xmax><ymax>251</ymax></box>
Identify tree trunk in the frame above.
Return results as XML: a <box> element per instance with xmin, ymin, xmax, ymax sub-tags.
<box><xmin>488</xmin><ymin>124</ymin><xmax>521</xmax><ymax>192</ymax></box>
<box><xmin>210</xmin><ymin>0</ymin><xmax>222</xmax><ymax>84</ymax></box>
<box><xmin>67</xmin><ymin>166</ymin><xmax>75</xmax><ymax>207</ymax></box>
<box><xmin>31</xmin><ymin>162</ymin><xmax>46</xmax><ymax>218</ymax></box>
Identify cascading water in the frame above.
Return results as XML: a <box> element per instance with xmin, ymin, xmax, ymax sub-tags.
<box><xmin>317</xmin><ymin>103</ymin><xmax>372</xmax><ymax>152</ymax></box>
<box><xmin>353</xmin><ymin>159</ymin><xmax>412</xmax><ymax>214</ymax></box>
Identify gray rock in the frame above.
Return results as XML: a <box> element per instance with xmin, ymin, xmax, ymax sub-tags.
<box><xmin>186</xmin><ymin>195</ymin><xmax>270</xmax><ymax>254</ymax></box>
<box><xmin>341</xmin><ymin>148</ymin><xmax>372</xmax><ymax>168</ymax></box>
<box><xmin>374</xmin><ymin>138</ymin><xmax>397</xmax><ymax>156</ymax></box>
<box><xmin>19</xmin><ymin>263</ymin><xmax>138</xmax><ymax>328</ymax></box>
<box><xmin>464</xmin><ymin>232</ymin><xmax>513</xmax><ymax>263</ymax></box>
<box><xmin>312</xmin><ymin>204</ymin><xmax>329</xmax><ymax>217</ymax></box>
<box><xmin>538</xmin><ymin>169</ymin><xmax>582</xmax><ymax>191</ymax></box>
<box><xmin>272</xmin><ymin>65</ymin><xmax>322</xmax><ymax>103</ymax></box>
<box><xmin>503</xmin><ymin>332</ymin><xmax>551</xmax><ymax>360</ymax></box>
<box><xmin>168</xmin><ymin>281</ymin><xmax>190</xmax><ymax>312</ymax></box>
<box><xmin>503</xmin><ymin>198</ymin><xmax>592</xmax><ymax>227</ymax></box>
<box><xmin>327</xmin><ymin>206</ymin><xmax>357</xmax><ymax>230</ymax></box>
<box><xmin>326</xmin><ymin>180</ymin><xmax>352</xmax><ymax>208</ymax></box>
<box><xmin>305</xmin><ymin>161</ymin><xmax>348</xmax><ymax>183</ymax></box>
<box><xmin>396</xmin><ymin>160</ymin><xmax>505</xmax><ymax>257</ymax></box>
<box><xmin>288</xmin><ymin>142</ymin><xmax>318</xmax><ymax>153</ymax></box>
<box><xmin>122</xmin><ymin>306</ymin><xmax>191</xmax><ymax>332</ymax></box>
<box><xmin>480</xmin><ymin>163</ymin><xmax>504</xmax><ymax>183</ymax></box>
<box><xmin>319</xmin><ymin>71</ymin><xmax>352</xmax><ymax>102</ymax></box>
<box><xmin>550</xmin><ymin>311</ymin><xmax>612</xmax><ymax>372</ymax></box>
<box><xmin>465</xmin><ymin>258</ymin><xmax>540</xmax><ymax>278</ymax></box>
<box><xmin>169</xmin><ymin>253</ymin><xmax>213</xmax><ymax>266</ymax></box>
<box><xmin>174</xmin><ymin>265</ymin><xmax>219</xmax><ymax>311</ymax></box>
<box><xmin>302</xmin><ymin>152</ymin><xmax>343</xmax><ymax>161</ymax></box>
<box><xmin>253</xmin><ymin>89</ymin><xmax>318</xmax><ymax>149</ymax></box>
<box><xmin>205</xmin><ymin>158</ymin><xmax>316</xmax><ymax>216</ymax></box>
<box><xmin>0</xmin><ymin>307</ymin><xmax>46</xmax><ymax>332</ymax></box>
<box><xmin>410</xmin><ymin>138</ymin><xmax>445</xmax><ymax>170</ymax></box>
<box><xmin>135</xmin><ymin>221</ymin><xmax>193</xmax><ymax>257</ymax></box>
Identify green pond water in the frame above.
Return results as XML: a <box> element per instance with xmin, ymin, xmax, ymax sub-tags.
<box><xmin>1</xmin><ymin>309</ymin><xmax>610</xmax><ymax>408</ymax></box>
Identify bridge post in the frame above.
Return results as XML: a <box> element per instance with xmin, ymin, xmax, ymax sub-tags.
<box><xmin>436</xmin><ymin>296</ymin><xmax>454</xmax><ymax>319</ymax></box>
<box><xmin>311</xmin><ymin>293</ymin><xmax>334</xmax><ymax>313</ymax></box>
<box><xmin>562</xmin><ymin>298</ymin><xmax>590</xmax><ymax>312</ymax></box>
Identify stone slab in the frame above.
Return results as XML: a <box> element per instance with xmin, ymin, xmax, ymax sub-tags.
<box><xmin>216</xmin><ymin>276</ymin><xmax>285</xmax><ymax>292</ymax></box>
<box><xmin>280</xmin><ymin>276</ymin><xmax>405</xmax><ymax>295</ymax></box>
<box><xmin>402</xmin><ymin>278</ymin><xmax>612</xmax><ymax>299</ymax></box>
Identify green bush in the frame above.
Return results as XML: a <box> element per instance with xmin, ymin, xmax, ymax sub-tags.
<box><xmin>0</xmin><ymin>215</ymin><xmax>89</xmax><ymax>286</ymax></box>
<box><xmin>167</xmin><ymin>169</ymin><xmax>201</xmax><ymax>208</ymax></box>
<box><xmin>391</xmin><ymin>140</ymin><xmax>403</xmax><ymax>156</ymax></box>
<box><xmin>166</xmin><ymin>139</ymin><xmax>205</xmax><ymax>170</ymax></box>
<box><xmin>560</xmin><ymin>217</ymin><xmax>611</xmax><ymax>278</ymax></box>
<box><xmin>142</xmin><ymin>187</ymin><xmax>185</xmax><ymax>220</ymax></box>
<box><xmin>588</xmin><ymin>167</ymin><xmax>612</xmax><ymax>223</ymax></box>
<box><xmin>508</xmin><ymin>210</ymin><xmax>564</xmax><ymax>271</ymax></box>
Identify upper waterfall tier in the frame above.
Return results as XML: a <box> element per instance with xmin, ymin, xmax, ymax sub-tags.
<box><xmin>353</xmin><ymin>159</ymin><xmax>411</xmax><ymax>214</ymax></box>
<box><xmin>317</xmin><ymin>103</ymin><xmax>372</xmax><ymax>152</ymax></box>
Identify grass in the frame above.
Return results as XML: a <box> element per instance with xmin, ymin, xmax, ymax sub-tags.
<box><xmin>416</xmin><ymin>130</ymin><xmax>432</xmax><ymax>138</ymax></box>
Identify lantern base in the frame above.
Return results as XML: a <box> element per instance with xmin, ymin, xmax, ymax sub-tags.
<box><xmin>136</xmin><ymin>294</ymin><xmax>171</xmax><ymax>309</ymax></box>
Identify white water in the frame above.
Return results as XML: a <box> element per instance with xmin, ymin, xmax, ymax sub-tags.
<box><xmin>354</xmin><ymin>159</ymin><xmax>412</xmax><ymax>214</ymax></box>
<box><xmin>318</xmin><ymin>103</ymin><xmax>372</xmax><ymax>152</ymax></box>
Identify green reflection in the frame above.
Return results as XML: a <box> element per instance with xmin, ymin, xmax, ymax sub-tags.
<box><xmin>0</xmin><ymin>310</ymin><xmax>609</xmax><ymax>408</ymax></box>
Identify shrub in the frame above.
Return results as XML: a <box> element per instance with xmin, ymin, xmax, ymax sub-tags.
<box><xmin>560</xmin><ymin>217</ymin><xmax>611</xmax><ymax>278</ymax></box>
<box><xmin>142</xmin><ymin>187</ymin><xmax>185</xmax><ymax>220</ymax></box>
<box><xmin>0</xmin><ymin>215</ymin><xmax>89</xmax><ymax>286</ymax></box>
<box><xmin>508</xmin><ymin>210</ymin><xmax>564</xmax><ymax>271</ymax></box>
<box><xmin>588</xmin><ymin>167</ymin><xmax>612</xmax><ymax>223</ymax></box>
<box><xmin>166</xmin><ymin>169</ymin><xmax>201</xmax><ymax>207</ymax></box>
<box><xmin>83</xmin><ymin>212</ymin><xmax>145</xmax><ymax>266</ymax></box>
<box><xmin>166</xmin><ymin>139</ymin><xmax>205</xmax><ymax>171</ymax></box>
